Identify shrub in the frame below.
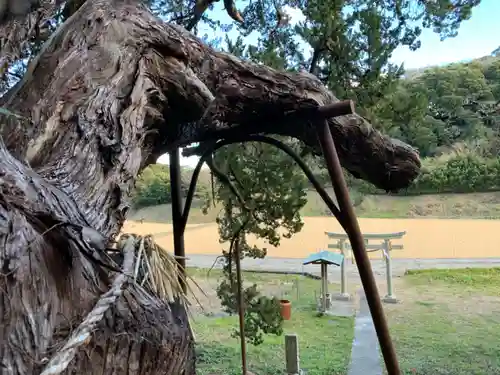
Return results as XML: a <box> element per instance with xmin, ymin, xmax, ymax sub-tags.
<box><xmin>133</xmin><ymin>164</ymin><xmax>172</xmax><ymax>208</ymax></box>
<box><xmin>354</xmin><ymin>153</ymin><xmax>500</xmax><ymax>195</ymax></box>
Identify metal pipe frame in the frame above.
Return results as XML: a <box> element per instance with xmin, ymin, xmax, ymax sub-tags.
<box><xmin>316</xmin><ymin>118</ymin><xmax>401</xmax><ymax>375</ymax></box>
<box><xmin>169</xmin><ymin>148</ymin><xmax>186</xmax><ymax>293</ymax></box>
<box><xmin>168</xmin><ymin>100</ymin><xmax>401</xmax><ymax>375</ymax></box>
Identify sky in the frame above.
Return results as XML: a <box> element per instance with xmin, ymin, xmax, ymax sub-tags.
<box><xmin>157</xmin><ymin>0</ymin><xmax>500</xmax><ymax>168</ymax></box>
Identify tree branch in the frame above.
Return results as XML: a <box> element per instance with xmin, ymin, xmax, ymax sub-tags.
<box><xmin>2</xmin><ymin>0</ymin><xmax>419</xmax><ymax>203</ymax></box>
<box><xmin>309</xmin><ymin>41</ymin><xmax>324</xmax><ymax>75</ymax></box>
<box><xmin>186</xmin><ymin>0</ymin><xmax>219</xmax><ymax>31</ymax></box>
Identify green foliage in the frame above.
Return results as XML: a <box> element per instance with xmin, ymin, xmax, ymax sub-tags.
<box><xmin>133</xmin><ymin>164</ymin><xmax>172</xmax><ymax>208</ymax></box>
<box><xmin>217</xmin><ymin>278</ymin><xmax>284</xmax><ymax>345</ymax></box>
<box><xmin>132</xmin><ymin>163</ymin><xmax>212</xmax><ymax>208</ymax></box>
<box><xmin>214</xmin><ymin>142</ymin><xmax>308</xmax><ymax>246</ymax></box>
<box><xmin>370</xmin><ymin>57</ymin><xmax>500</xmax><ymax>158</ymax></box>
<box><xmin>211</xmin><ymin>140</ymin><xmax>308</xmax><ymax>345</ymax></box>
<box><xmin>354</xmin><ymin>152</ymin><xmax>500</xmax><ymax>195</ymax></box>
<box><xmin>410</xmin><ymin>154</ymin><xmax>500</xmax><ymax>194</ymax></box>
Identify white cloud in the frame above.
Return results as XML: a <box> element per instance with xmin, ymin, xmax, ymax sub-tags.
<box><xmin>282</xmin><ymin>6</ymin><xmax>306</xmax><ymax>26</ymax></box>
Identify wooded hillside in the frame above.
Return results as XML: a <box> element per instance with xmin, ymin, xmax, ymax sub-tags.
<box><xmin>373</xmin><ymin>54</ymin><xmax>500</xmax><ymax>158</ymax></box>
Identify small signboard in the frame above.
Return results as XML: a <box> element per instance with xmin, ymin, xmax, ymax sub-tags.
<box><xmin>302</xmin><ymin>250</ymin><xmax>344</xmax><ymax>266</ymax></box>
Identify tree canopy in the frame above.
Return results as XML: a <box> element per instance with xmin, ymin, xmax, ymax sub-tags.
<box><xmin>373</xmin><ymin>57</ymin><xmax>500</xmax><ymax>157</ymax></box>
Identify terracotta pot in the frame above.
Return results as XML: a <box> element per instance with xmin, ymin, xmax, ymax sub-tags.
<box><xmin>280</xmin><ymin>299</ymin><xmax>291</xmax><ymax>320</ymax></box>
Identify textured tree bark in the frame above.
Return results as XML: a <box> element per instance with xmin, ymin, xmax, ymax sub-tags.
<box><xmin>0</xmin><ymin>0</ymin><xmax>420</xmax><ymax>373</ymax></box>
<box><xmin>0</xmin><ymin>136</ymin><xmax>195</xmax><ymax>374</ymax></box>
<box><xmin>1</xmin><ymin>0</ymin><xmax>421</xmax><ymax>193</ymax></box>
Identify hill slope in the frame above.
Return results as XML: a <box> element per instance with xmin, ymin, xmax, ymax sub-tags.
<box><xmin>128</xmin><ymin>191</ymin><xmax>500</xmax><ymax>224</ymax></box>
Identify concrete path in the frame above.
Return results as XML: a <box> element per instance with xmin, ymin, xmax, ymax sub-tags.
<box><xmin>186</xmin><ymin>254</ymin><xmax>500</xmax><ymax>373</ymax></box>
<box><xmin>186</xmin><ymin>254</ymin><xmax>500</xmax><ymax>282</ymax></box>
<box><xmin>347</xmin><ymin>290</ymin><xmax>382</xmax><ymax>375</ymax></box>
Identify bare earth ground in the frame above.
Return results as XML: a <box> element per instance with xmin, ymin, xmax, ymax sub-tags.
<box><xmin>123</xmin><ymin>217</ymin><xmax>500</xmax><ymax>259</ymax></box>
<box><xmin>124</xmin><ymin>193</ymin><xmax>500</xmax><ymax>374</ymax></box>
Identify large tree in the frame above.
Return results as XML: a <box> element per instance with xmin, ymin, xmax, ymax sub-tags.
<box><xmin>0</xmin><ymin>0</ymin><xmax>481</xmax><ymax>374</ymax></box>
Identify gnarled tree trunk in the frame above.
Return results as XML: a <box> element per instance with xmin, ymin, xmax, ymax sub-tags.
<box><xmin>0</xmin><ymin>0</ymin><xmax>421</xmax><ymax>373</ymax></box>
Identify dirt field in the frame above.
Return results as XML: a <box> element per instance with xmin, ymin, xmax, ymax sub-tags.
<box><xmin>122</xmin><ymin>217</ymin><xmax>500</xmax><ymax>259</ymax></box>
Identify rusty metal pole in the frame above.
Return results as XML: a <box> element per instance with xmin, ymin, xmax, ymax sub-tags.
<box><xmin>169</xmin><ymin>148</ymin><xmax>187</xmax><ymax>293</ymax></box>
<box><xmin>316</xmin><ymin>119</ymin><xmax>401</xmax><ymax>375</ymax></box>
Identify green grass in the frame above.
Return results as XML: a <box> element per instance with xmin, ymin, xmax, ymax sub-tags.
<box><xmin>387</xmin><ymin>268</ymin><xmax>500</xmax><ymax>375</ymax></box>
<box><xmin>391</xmin><ymin>308</ymin><xmax>500</xmax><ymax>375</ymax></box>
<box><xmin>194</xmin><ymin>313</ymin><xmax>354</xmax><ymax>375</ymax></box>
<box><xmin>189</xmin><ymin>269</ymin><xmax>355</xmax><ymax>375</ymax></box>
<box><xmin>404</xmin><ymin>267</ymin><xmax>500</xmax><ymax>294</ymax></box>
<box><xmin>189</xmin><ymin>267</ymin><xmax>500</xmax><ymax>375</ymax></box>
<box><xmin>130</xmin><ymin>191</ymin><xmax>500</xmax><ymax>224</ymax></box>
<box><xmin>304</xmin><ymin>189</ymin><xmax>500</xmax><ymax>219</ymax></box>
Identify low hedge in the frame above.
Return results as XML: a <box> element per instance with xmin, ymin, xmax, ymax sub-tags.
<box><xmin>355</xmin><ymin>154</ymin><xmax>500</xmax><ymax>195</ymax></box>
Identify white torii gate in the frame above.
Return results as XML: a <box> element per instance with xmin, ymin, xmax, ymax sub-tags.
<box><xmin>325</xmin><ymin>231</ymin><xmax>406</xmax><ymax>303</ymax></box>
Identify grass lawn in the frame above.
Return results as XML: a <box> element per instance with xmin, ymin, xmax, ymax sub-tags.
<box><xmin>386</xmin><ymin>268</ymin><xmax>500</xmax><ymax>375</ymax></box>
<box><xmin>304</xmin><ymin>189</ymin><xmax>500</xmax><ymax>219</ymax></box>
<box><xmin>129</xmin><ymin>191</ymin><xmax>500</xmax><ymax>224</ymax></box>
<box><xmin>188</xmin><ymin>267</ymin><xmax>500</xmax><ymax>375</ymax></box>
<box><xmin>188</xmin><ymin>269</ymin><xmax>355</xmax><ymax>375</ymax></box>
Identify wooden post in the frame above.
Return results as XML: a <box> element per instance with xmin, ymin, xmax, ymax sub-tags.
<box><xmin>382</xmin><ymin>239</ymin><xmax>398</xmax><ymax>304</ymax></box>
<box><xmin>285</xmin><ymin>334</ymin><xmax>300</xmax><ymax>375</ymax></box>
<box><xmin>324</xmin><ymin>263</ymin><xmax>331</xmax><ymax>309</ymax></box>
<box><xmin>321</xmin><ymin>263</ymin><xmax>327</xmax><ymax>312</ymax></box>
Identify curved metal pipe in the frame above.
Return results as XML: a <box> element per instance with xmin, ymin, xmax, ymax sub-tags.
<box><xmin>239</xmin><ymin>135</ymin><xmax>345</xmax><ymax>228</ymax></box>
<box><xmin>316</xmin><ymin>120</ymin><xmax>400</xmax><ymax>374</ymax></box>
<box><xmin>180</xmin><ymin>135</ymin><xmax>345</xmax><ymax>233</ymax></box>
<box><xmin>175</xmin><ymin>132</ymin><xmax>357</xmax><ymax>375</ymax></box>
<box><xmin>180</xmin><ymin>154</ymin><xmax>208</xmax><ymax>232</ymax></box>
<box><xmin>180</xmin><ymin>100</ymin><xmax>356</xmax><ymax>231</ymax></box>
